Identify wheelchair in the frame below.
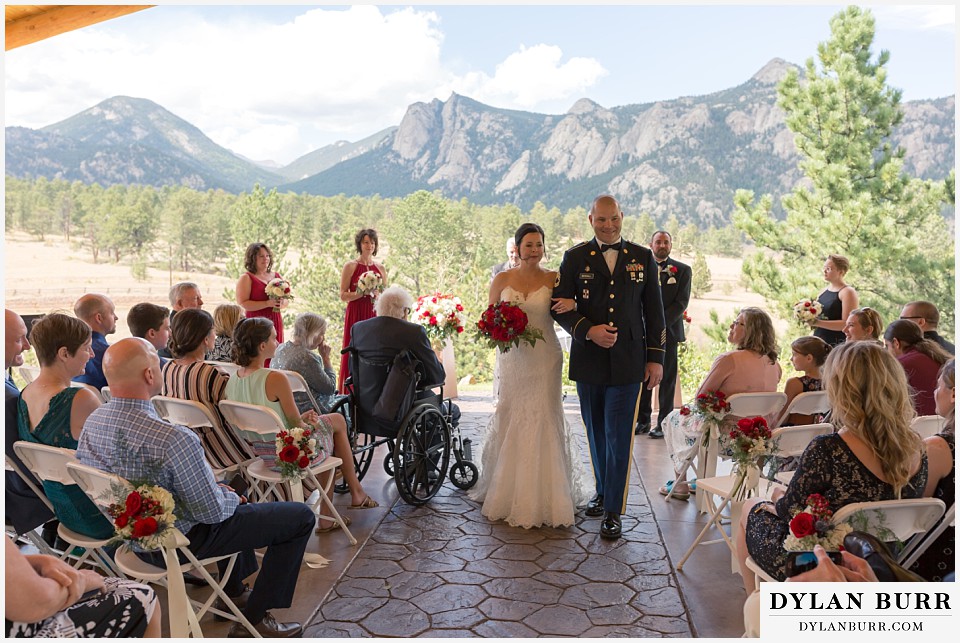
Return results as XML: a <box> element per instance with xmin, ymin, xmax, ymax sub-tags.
<box><xmin>331</xmin><ymin>346</ymin><xmax>478</xmax><ymax>505</ymax></box>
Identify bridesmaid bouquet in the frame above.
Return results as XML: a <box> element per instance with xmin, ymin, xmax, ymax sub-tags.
<box><xmin>784</xmin><ymin>493</ymin><xmax>852</xmax><ymax>553</ymax></box>
<box><xmin>265</xmin><ymin>277</ymin><xmax>294</xmax><ymax>312</ymax></box>
<box><xmin>475</xmin><ymin>301</ymin><xmax>544</xmax><ymax>353</ymax></box>
<box><xmin>414</xmin><ymin>292</ymin><xmax>466</xmax><ymax>350</ymax></box>
<box><xmin>356</xmin><ymin>271</ymin><xmax>383</xmax><ymax>300</ymax></box>
<box><xmin>793</xmin><ymin>298</ymin><xmax>822</xmax><ymax>326</ymax></box>
<box><xmin>107</xmin><ymin>484</ymin><xmax>177</xmax><ymax>551</ymax></box>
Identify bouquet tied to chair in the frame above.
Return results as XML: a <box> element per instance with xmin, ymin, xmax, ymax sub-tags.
<box><xmin>106</xmin><ymin>482</ymin><xmax>178</xmax><ymax>551</ymax></box>
<box><xmin>276</xmin><ymin>424</ymin><xmax>326</xmax><ymax>482</ymax></box>
<box><xmin>724</xmin><ymin>416</ymin><xmax>778</xmax><ymax>501</ymax></box>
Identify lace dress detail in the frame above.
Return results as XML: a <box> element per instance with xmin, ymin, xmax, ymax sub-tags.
<box><xmin>468</xmin><ymin>285</ymin><xmax>593</xmax><ymax>528</ymax></box>
<box><xmin>745</xmin><ymin>433</ymin><xmax>928</xmax><ymax>580</ymax></box>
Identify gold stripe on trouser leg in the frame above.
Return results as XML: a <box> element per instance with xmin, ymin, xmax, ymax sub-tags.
<box><xmin>621</xmin><ymin>387</ymin><xmax>644</xmax><ymax>514</ymax></box>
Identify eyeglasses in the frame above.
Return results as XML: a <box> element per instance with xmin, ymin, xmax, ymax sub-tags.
<box><xmin>899</xmin><ymin>316</ymin><xmax>925</xmax><ymax>321</ymax></box>
<box><xmin>402</xmin><ymin>307</ymin><xmax>412</xmax><ymax>317</ymax></box>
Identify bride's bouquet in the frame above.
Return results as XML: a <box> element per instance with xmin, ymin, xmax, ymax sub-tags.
<box><xmin>475</xmin><ymin>301</ymin><xmax>544</xmax><ymax>353</ymax></box>
<box><xmin>356</xmin><ymin>271</ymin><xmax>383</xmax><ymax>300</ymax></box>
<box><xmin>793</xmin><ymin>298</ymin><xmax>822</xmax><ymax>326</ymax></box>
<box><xmin>265</xmin><ymin>277</ymin><xmax>294</xmax><ymax>312</ymax></box>
<box><xmin>413</xmin><ymin>292</ymin><xmax>466</xmax><ymax>350</ymax></box>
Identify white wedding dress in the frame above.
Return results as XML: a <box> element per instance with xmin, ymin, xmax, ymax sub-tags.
<box><xmin>469</xmin><ymin>285</ymin><xmax>593</xmax><ymax>528</ymax></box>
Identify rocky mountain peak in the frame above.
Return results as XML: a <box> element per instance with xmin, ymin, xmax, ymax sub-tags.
<box><xmin>751</xmin><ymin>58</ymin><xmax>796</xmax><ymax>85</ymax></box>
<box><xmin>568</xmin><ymin>98</ymin><xmax>603</xmax><ymax>115</ymax></box>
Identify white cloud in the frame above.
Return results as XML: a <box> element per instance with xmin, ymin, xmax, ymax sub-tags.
<box><xmin>871</xmin><ymin>5</ymin><xmax>955</xmax><ymax>32</ymax></box>
<box><xmin>453</xmin><ymin>44</ymin><xmax>608</xmax><ymax>109</ymax></box>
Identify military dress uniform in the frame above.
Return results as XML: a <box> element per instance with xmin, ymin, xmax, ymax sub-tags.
<box><xmin>552</xmin><ymin>238</ymin><xmax>666</xmax><ymax>518</ymax></box>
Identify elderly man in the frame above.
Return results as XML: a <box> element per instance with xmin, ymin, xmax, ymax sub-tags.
<box><xmin>76</xmin><ymin>338</ymin><xmax>313</xmax><ymax>638</ymax></box>
<box><xmin>5</xmin><ymin>309</ymin><xmax>55</xmax><ymax>535</ymax></box>
<box><xmin>126</xmin><ymin>303</ymin><xmax>171</xmax><ymax>359</ymax></box>
<box><xmin>490</xmin><ymin>237</ymin><xmax>520</xmax><ymax>279</ymax></box>
<box><xmin>900</xmin><ymin>301</ymin><xmax>955</xmax><ymax>355</ymax></box>
<box><xmin>169</xmin><ymin>281</ymin><xmax>204</xmax><ymax>313</ymax></box>
<box><xmin>72</xmin><ymin>293</ymin><xmax>117</xmax><ymax>391</ymax></box>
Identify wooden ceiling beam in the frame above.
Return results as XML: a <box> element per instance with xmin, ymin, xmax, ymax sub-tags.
<box><xmin>6</xmin><ymin>5</ymin><xmax>153</xmax><ymax>51</ymax></box>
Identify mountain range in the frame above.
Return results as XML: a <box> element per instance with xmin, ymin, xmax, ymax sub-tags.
<box><xmin>4</xmin><ymin>58</ymin><xmax>954</xmax><ymax>225</ymax></box>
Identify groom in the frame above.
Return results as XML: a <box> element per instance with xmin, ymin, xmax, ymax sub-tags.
<box><xmin>552</xmin><ymin>195</ymin><xmax>665</xmax><ymax>539</ymax></box>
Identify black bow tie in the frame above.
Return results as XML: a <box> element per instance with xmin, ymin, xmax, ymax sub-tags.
<box><xmin>658</xmin><ymin>261</ymin><xmax>668</xmax><ymax>269</ymax></box>
<box><xmin>599</xmin><ymin>242</ymin><xmax>621</xmax><ymax>253</ymax></box>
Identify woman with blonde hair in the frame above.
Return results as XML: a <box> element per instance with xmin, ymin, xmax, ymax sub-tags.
<box><xmin>737</xmin><ymin>341</ymin><xmax>927</xmax><ymax>587</ymax></box>
<box><xmin>843</xmin><ymin>306</ymin><xmax>884</xmax><ymax>342</ymax></box>
<box><xmin>810</xmin><ymin>254</ymin><xmax>859</xmax><ymax>347</ymax></box>
<box><xmin>272</xmin><ymin>312</ymin><xmax>338</xmax><ymax>412</ymax></box>
<box><xmin>207</xmin><ymin>303</ymin><xmax>244</xmax><ymax>362</ymax></box>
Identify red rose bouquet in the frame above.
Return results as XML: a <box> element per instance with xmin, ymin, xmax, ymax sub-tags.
<box><xmin>475</xmin><ymin>301</ymin><xmax>544</xmax><ymax>353</ymax></box>
<box><xmin>265</xmin><ymin>277</ymin><xmax>294</xmax><ymax>312</ymax></box>
<box><xmin>793</xmin><ymin>298</ymin><xmax>822</xmax><ymax>327</ymax></box>
<box><xmin>107</xmin><ymin>484</ymin><xmax>177</xmax><ymax>550</ymax></box>
<box><xmin>678</xmin><ymin>389</ymin><xmax>731</xmax><ymax>424</ymax></box>
<box><xmin>682</xmin><ymin>310</ymin><xmax>692</xmax><ymax>324</ymax></box>
<box><xmin>413</xmin><ymin>292</ymin><xmax>466</xmax><ymax>350</ymax></box>
<box><xmin>725</xmin><ymin>416</ymin><xmax>778</xmax><ymax>500</ymax></box>
<box><xmin>275</xmin><ymin>425</ymin><xmax>325</xmax><ymax>482</ymax></box>
<box><xmin>784</xmin><ymin>493</ymin><xmax>852</xmax><ymax>552</ymax></box>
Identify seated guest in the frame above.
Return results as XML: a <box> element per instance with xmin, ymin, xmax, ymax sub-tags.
<box><xmin>779</xmin><ymin>336</ymin><xmax>830</xmax><ymax>426</ymax></box>
<box><xmin>900</xmin><ymin>300</ymin><xmax>955</xmax><ymax>355</ymax></box>
<box><xmin>737</xmin><ymin>341</ymin><xmax>927</xmax><ymax>588</ymax></box>
<box><xmin>5</xmin><ymin>536</ymin><xmax>161</xmax><ymax>638</ymax></box>
<box><xmin>272</xmin><ymin>312</ymin><xmax>338</xmax><ymax>413</ymax></box>
<box><xmin>5</xmin><ymin>309</ymin><xmax>54</xmax><ymax>535</ymax></box>
<box><xmin>884</xmin><ymin>319</ymin><xmax>951</xmax><ymax>416</ymax></box>
<box><xmin>208</xmin><ymin>304</ymin><xmax>244</xmax><ymax>363</ymax></box>
<box><xmin>842</xmin><ymin>306</ymin><xmax>883</xmax><ymax>343</ymax></box>
<box><xmin>18</xmin><ymin>313</ymin><xmax>112</xmax><ymax>539</ymax></box>
<box><xmin>72</xmin><ymin>294</ymin><xmax>118</xmax><ymax>391</ymax></box>
<box><xmin>660</xmin><ymin>307</ymin><xmax>782</xmax><ymax>500</ymax></box>
<box><xmin>225</xmin><ymin>319</ymin><xmax>378</xmax><ymax>529</ymax></box>
<box><xmin>126</xmin><ymin>303</ymin><xmax>171</xmax><ymax>362</ymax></box>
<box><xmin>161</xmin><ymin>309</ymin><xmax>256</xmax><ymax>474</ymax></box>
<box><xmin>911</xmin><ymin>359</ymin><xmax>955</xmax><ymax>581</ymax></box>
<box><xmin>161</xmin><ymin>282</ymin><xmax>205</xmax><ymax>359</ymax></box>
<box><xmin>77</xmin><ymin>338</ymin><xmax>313</xmax><ymax>637</ymax></box>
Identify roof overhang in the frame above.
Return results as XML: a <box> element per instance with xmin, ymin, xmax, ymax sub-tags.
<box><xmin>6</xmin><ymin>5</ymin><xmax>153</xmax><ymax>51</ymax></box>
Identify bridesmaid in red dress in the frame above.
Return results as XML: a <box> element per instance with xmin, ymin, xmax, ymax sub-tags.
<box><xmin>338</xmin><ymin>229</ymin><xmax>387</xmax><ymax>392</ymax></box>
<box><xmin>236</xmin><ymin>243</ymin><xmax>288</xmax><ymax>365</ymax></box>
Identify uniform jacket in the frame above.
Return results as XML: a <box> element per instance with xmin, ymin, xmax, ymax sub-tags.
<box><xmin>552</xmin><ymin>238</ymin><xmax>666</xmax><ymax>385</ymax></box>
<box><xmin>657</xmin><ymin>257</ymin><xmax>692</xmax><ymax>344</ymax></box>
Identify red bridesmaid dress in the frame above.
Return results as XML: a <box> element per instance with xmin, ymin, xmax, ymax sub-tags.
<box><xmin>246</xmin><ymin>271</ymin><xmax>284</xmax><ymax>344</ymax></box>
<box><xmin>338</xmin><ymin>263</ymin><xmax>382</xmax><ymax>392</ymax></box>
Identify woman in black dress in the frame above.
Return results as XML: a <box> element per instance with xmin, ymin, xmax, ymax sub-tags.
<box><xmin>810</xmin><ymin>254</ymin><xmax>859</xmax><ymax>347</ymax></box>
<box><xmin>735</xmin><ymin>341</ymin><xmax>927</xmax><ymax>589</ymax></box>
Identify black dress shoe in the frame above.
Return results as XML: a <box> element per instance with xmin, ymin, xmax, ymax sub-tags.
<box><xmin>648</xmin><ymin>427</ymin><xmax>664</xmax><ymax>439</ymax></box>
<box><xmin>842</xmin><ymin>531</ymin><xmax>925</xmax><ymax>582</ymax></box>
<box><xmin>634</xmin><ymin>423</ymin><xmax>650</xmax><ymax>435</ymax></box>
<box><xmin>585</xmin><ymin>494</ymin><xmax>604</xmax><ymax>517</ymax></box>
<box><xmin>600</xmin><ymin>512</ymin><xmax>622</xmax><ymax>539</ymax></box>
<box><xmin>214</xmin><ymin>584</ymin><xmax>251</xmax><ymax>621</ymax></box>
<box><xmin>228</xmin><ymin>612</ymin><xmax>303</xmax><ymax>638</ymax></box>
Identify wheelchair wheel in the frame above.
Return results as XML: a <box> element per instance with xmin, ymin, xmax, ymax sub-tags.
<box><xmin>383</xmin><ymin>440</ymin><xmax>397</xmax><ymax>477</ymax></box>
<box><xmin>393</xmin><ymin>405</ymin><xmax>450</xmax><ymax>506</ymax></box>
<box><xmin>330</xmin><ymin>396</ymin><xmax>375</xmax><ymax>494</ymax></box>
<box><xmin>449</xmin><ymin>460</ymin><xmax>479</xmax><ymax>490</ymax></box>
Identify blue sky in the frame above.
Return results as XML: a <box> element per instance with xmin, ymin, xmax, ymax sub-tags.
<box><xmin>4</xmin><ymin>3</ymin><xmax>955</xmax><ymax>165</ymax></box>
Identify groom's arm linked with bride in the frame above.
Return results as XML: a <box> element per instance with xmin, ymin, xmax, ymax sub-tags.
<box><xmin>551</xmin><ymin>194</ymin><xmax>667</xmax><ymax>539</ymax></box>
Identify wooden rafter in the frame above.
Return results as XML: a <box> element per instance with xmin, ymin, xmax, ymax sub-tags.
<box><xmin>5</xmin><ymin>5</ymin><xmax>153</xmax><ymax>51</ymax></box>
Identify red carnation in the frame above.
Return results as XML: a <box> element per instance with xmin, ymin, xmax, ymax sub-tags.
<box><xmin>669</xmin><ymin>265</ymin><xmax>678</xmax><ymax>274</ymax></box>
<box><xmin>279</xmin><ymin>445</ymin><xmax>300</xmax><ymax>463</ymax></box>
<box><xmin>115</xmin><ymin>513</ymin><xmax>130</xmax><ymax>528</ymax></box>
<box><xmin>125</xmin><ymin>491</ymin><xmax>143</xmax><ymax>515</ymax></box>
<box><xmin>789</xmin><ymin>512</ymin><xmax>817</xmax><ymax>538</ymax></box>
<box><xmin>131</xmin><ymin>517</ymin><xmax>159</xmax><ymax>538</ymax></box>
<box><xmin>298</xmin><ymin>455</ymin><xmax>311</xmax><ymax>469</ymax></box>
<box><xmin>679</xmin><ymin>406</ymin><xmax>691</xmax><ymax>416</ymax></box>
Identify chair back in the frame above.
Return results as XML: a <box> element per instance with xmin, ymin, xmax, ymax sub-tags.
<box><xmin>218</xmin><ymin>399</ymin><xmax>286</xmax><ymax>443</ymax></box>
<box><xmin>910</xmin><ymin>415</ymin><xmax>944</xmax><ymax>439</ymax></box>
<box><xmin>152</xmin><ymin>396</ymin><xmax>217</xmax><ymax>430</ymax></box>
<box><xmin>13</xmin><ymin>441</ymin><xmax>80</xmax><ymax>486</ymax></box>
<box><xmin>18</xmin><ymin>365</ymin><xmax>39</xmax><ymax>384</ymax></box>
<box><xmin>63</xmin><ymin>460</ymin><xmax>130</xmax><ymax>517</ymax></box>
<box><xmin>774</xmin><ymin>390</ymin><xmax>829</xmax><ymax>427</ymax></box>
<box><xmin>205</xmin><ymin>360</ymin><xmax>239</xmax><ymax>378</ymax></box>
<box><xmin>900</xmin><ymin>503</ymin><xmax>955</xmax><ymax>569</ymax></box>
<box><xmin>70</xmin><ymin>380</ymin><xmax>106</xmax><ymax>403</ymax></box>
<box><xmin>726</xmin><ymin>392</ymin><xmax>787</xmax><ymax>419</ymax></box>
<box><xmin>833</xmin><ymin>498</ymin><xmax>946</xmax><ymax>562</ymax></box>
<box><xmin>5</xmin><ymin>453</ymin><xmax>55</xmax><ymax>512</ymax></box>
<box><xmin>276</xmin><ymin>369</ymin><xmax>324</xmax><ymax>414</ymax></box>
<box><xmin>770</xmin><ymin>423</ymin><xmax>833</xmax><ymax>458</ymax></box>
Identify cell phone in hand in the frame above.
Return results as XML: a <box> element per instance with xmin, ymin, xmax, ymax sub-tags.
<box><xmin>784</xmin><ymin>550</ymin><xmax>843</xmax><ymax>577</ymax></box>
<box><xmin>228</xmin><ymin>473</ymin><xmax>249</xmax><ymax>496</ymax></box>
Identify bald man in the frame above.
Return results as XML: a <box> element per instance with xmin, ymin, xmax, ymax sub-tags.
<box><xmin>72</xmin><ymin>293</ymin><xmax>118</xmax><ymax>390</ymax></box>
<box><xmin>5</xmin><ymin>309</ymin><xmax>55</xmax><ymax>534</ymax></box>
<box><xmin>76</xmin><ymin>338</ymin><xmax>313</xmax><ymax>637</ymax></box>
<box><xmin>900</xmin><ymin>301</ymin><xmax>955</xmax><ymax>355</ymax></box>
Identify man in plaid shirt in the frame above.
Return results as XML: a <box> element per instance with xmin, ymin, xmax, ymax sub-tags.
<box><xmin>77</xmin><ymin>338</ymin><xmax>314</xmax><ymax>638</ymax></box>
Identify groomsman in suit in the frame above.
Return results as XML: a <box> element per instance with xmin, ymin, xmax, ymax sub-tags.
<box><xmin>552</xmin><ymin>195</ymin><xmax>666</xmax><ymax>539</ymax></box>
<box><xmin>638</xmin><ymin>231</ymin><xmax>692</xmax><ymax>438</ymax></box>
<box><xmin>490</xmin><ymin>238</ymin><xmax>519</xmax><ymax>279</ymax></box>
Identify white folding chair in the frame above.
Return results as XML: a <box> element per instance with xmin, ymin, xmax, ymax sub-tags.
<box><xmin>4</xmin><ymin>454</ymin><xmax>58</xmax><ymax>556</ymax></box>
<box><xmin>70</xmin><ymin>380</ymin><xmax>106</xmax><ymax>403</ymax></box>
<box><xmin>770</xmin><ymin>422</ymin><xmax>833</xmax><ymax>485</ymax></box>
<box><xmin>276</xmin><ymin>369</ymin><xmax>325</xmax><ymax>415</ymax></box>
<box><xmin>774</xmin><ymin>390</ymin><xmax>830</xmax><ymax>428</ymax></box>
<box><xmin>12</xmin><ymin>441</ymin><xmax>124</xmax><ymax>577</ymax></box>
<box><xmin>219</xmin><ymin>400</ymin><xmax>356</xmax><ymax>545</ymax></box>
<box><xmin>18</xmin><ymin>364</ymin><xmax>39</xmax><ymax>384</ymax></box>
<box><xmin>206</xmin><ymin>360</ymin><xmax>240</xmax><ymax>378</ymax></box>
<box><xmin>100</xmin><ymin>386</ymin><xmax>112</xmax><ymax>403</ymax></box>
<box><xmin>65</xmin><ymin>461</ymin><xmax>260</xmax><ymax>638</ymax></box>
<box><xmin>910</xmin><ymin>415</ymin><xmax>944</xmax><ymax>439</ymax></box>
<box><xmin>900</xmin><ymin>503</ymin><xmax>955</xmax><ymax>569</ymax></box>
<box><xmin>151</xmin><ymin>395</ymin><xmax>254</xmax><ymax>480</ymax></box>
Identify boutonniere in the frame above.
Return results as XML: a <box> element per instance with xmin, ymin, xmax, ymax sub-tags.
<box><xmin>662</xmin><ymin>264</ymin><xmax>678</xmax><ymax>284</ymax></box>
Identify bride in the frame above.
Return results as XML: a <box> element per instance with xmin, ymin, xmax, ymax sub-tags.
<box><xmin>469</xmin><ymin>222</ymin><xmax>592</xmax><ymax>528</ymax></box>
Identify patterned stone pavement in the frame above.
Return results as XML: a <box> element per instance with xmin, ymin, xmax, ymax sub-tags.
<box><xmin>304</xmin><ymin>393</ymin><xmax>696</xmax><ymax>638</ymax></box>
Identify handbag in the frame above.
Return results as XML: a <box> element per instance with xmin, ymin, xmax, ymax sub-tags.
<box><xmin>372</xmin><ymin>349</ymin><xmax>421</xmax><ymax>424</ymax></box>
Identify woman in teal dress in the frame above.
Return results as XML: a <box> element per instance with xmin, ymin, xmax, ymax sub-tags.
<box><xmin>17</xmin><ymin>313</ymin><xmax>113</xmax><ymax>539</ymax></box>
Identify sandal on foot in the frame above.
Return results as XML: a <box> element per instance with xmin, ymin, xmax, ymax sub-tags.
<box><xmin>315</xmin><ymin>515</ymin><xmax>351</xmax><ymax>534</ymax></box>
<box><xmin>658</xmin><ymin>481</ymin><xmax>690</xmax><ymax>501</ymax></box>
<box><xmin>349</xmin><ymin>495</ymin><xmax>379</xmax><ymax>509</ymax></box>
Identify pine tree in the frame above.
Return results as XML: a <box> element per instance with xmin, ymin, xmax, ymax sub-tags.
<box><xmin>691</xmin><ymin>252</ymin><xmax>713</xmax><ymax>299</ymax></box>
<box><xmin>733</xmin><ymin>6</ymin><xmax>954</xmax><ymax>334</ymax></box>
